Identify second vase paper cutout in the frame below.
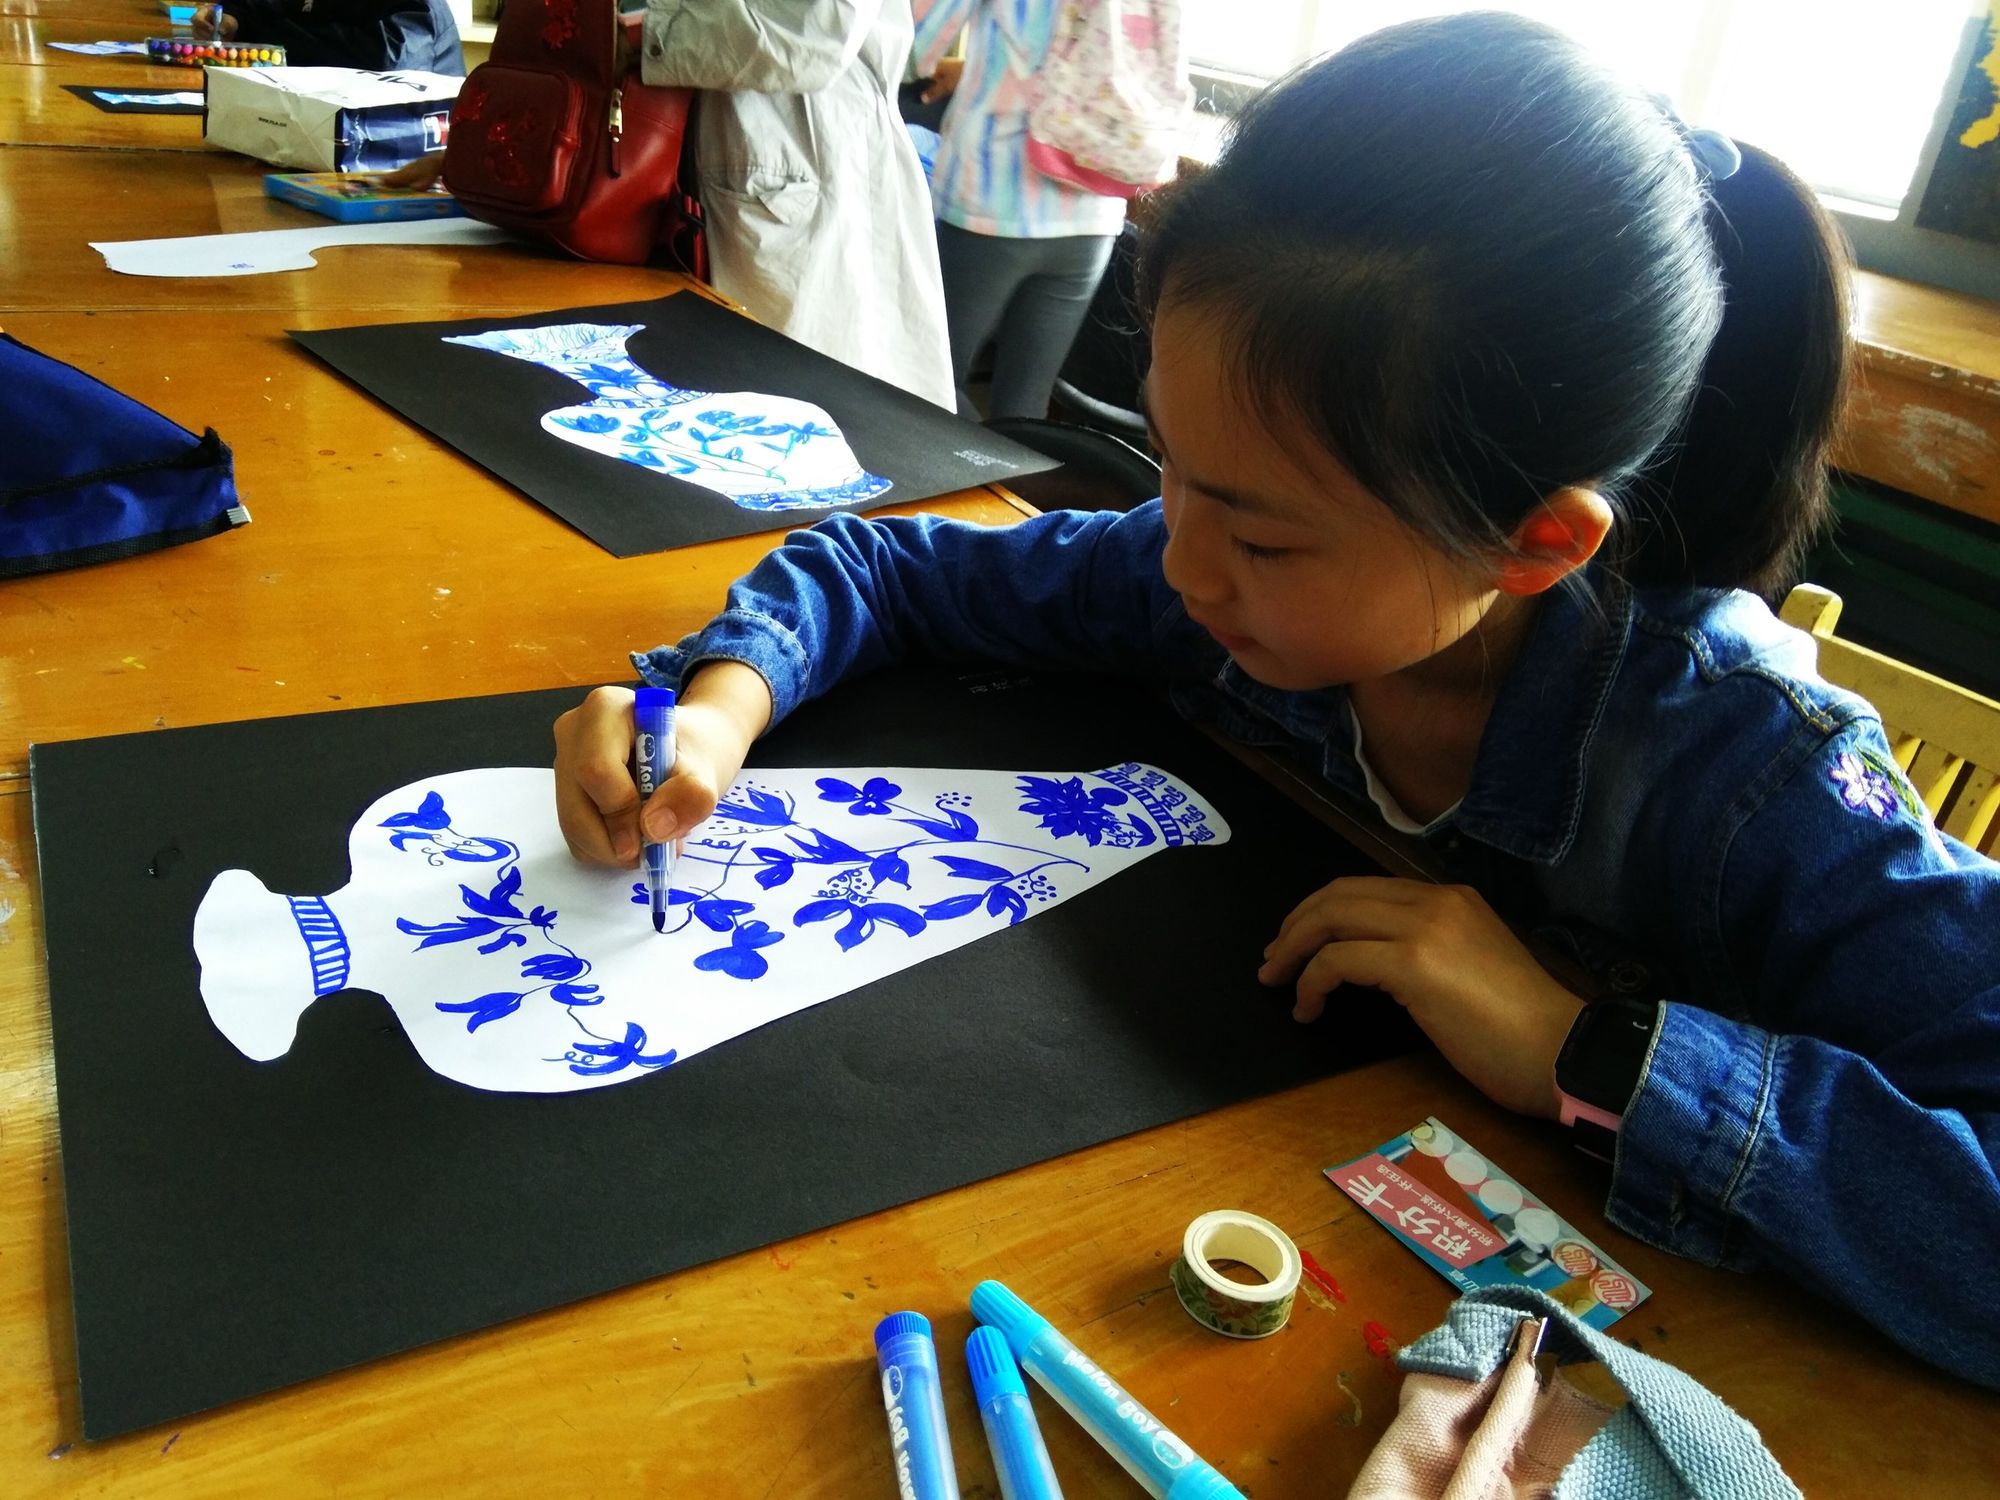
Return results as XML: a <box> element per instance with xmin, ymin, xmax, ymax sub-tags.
<box><xmin>195</xmin><ymin>763</ymin><xmax>1229</xmax><ymax>1093</ymax></box>
<box><xmin>445</xmin><ymin>322</ymin><xmax>892</xmax><ymax>511</ymax></box>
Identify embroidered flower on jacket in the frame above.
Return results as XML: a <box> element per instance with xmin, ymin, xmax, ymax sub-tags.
<box><xmin>1829</xmin><ymin>751</ymin><xmax>1899</xmax><ymax>820</ymax></box>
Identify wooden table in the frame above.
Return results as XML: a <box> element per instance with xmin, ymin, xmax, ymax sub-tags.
<box><xmin>3</xmin><ymin>58</ymin><xmax>1996</xmax><ymax>1500</ymax></box>
<box><xmin>0</xmin><ymin>15</ymin><xmax>157</xmax><ymax>64</ymax></box>
<box><xmin>0</xmin><ymin>55</ymin><xmax>217</xmax><ymax>146</ymax></box>
<box><xmin>1845</xmin><ymin>269</ymin><xmax>2000</xmax><ymax>528</ymax></box>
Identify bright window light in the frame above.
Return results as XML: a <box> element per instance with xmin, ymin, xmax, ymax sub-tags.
<box><xmin>1184</xmin><ymin>1</ymin><xmax>1975</xmax><ymax>209</ymax></box>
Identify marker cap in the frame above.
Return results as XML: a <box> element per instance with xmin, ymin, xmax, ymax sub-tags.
<box><xmin>969</xmin><ymin>1280</ymin><xmax>1036</xmax><ymax>1348</ymax></box>
<box><xmin>634</xmin><ymin>685</ymin><xmax>676</xmax><ymax>713</ymax></box>
<box><xmin>874</xmin><ymin>1309</ymin><xmax>931</xmax><ymax>1351</ymax></box>
<box><xmin>965</xmin><ymin>1325</ymin><xmax>1026</xmax><ymax>1405</ymax></box>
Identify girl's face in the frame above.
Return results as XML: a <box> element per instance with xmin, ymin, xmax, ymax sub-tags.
<box><xmin>1148</xmin><ymin>302</ymin><xmax>1500</xmax><ymax>693</ymax></box>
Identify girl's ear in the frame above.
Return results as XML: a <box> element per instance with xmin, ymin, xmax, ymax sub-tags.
<box><xmin>1493</xmin><ymin>487</ymin><xmax>1613</xmax><ymax>596</ymax></box>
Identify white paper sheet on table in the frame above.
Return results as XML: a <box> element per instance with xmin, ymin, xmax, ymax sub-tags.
<box><xmin>49</xmin><ymin>40</ymin><xmax>150</xmax><ymax>54</ymax></box>
<box><xmin>193</xmin><ymin>764</ymin><xmax>1231</xmax><ymax>1094</ymax></box>
<box><xmin>91</xmin><ymin>218</ymin><xmax>511</xmax><ymax>277</ymax></box>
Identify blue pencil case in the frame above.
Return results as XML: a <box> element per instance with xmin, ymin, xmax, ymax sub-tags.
<box><xmin>0</xmin><ymin>333</ymin><xmax>249</xmax><ymax>578</ymax></box>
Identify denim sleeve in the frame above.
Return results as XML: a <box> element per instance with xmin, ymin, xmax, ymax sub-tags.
<box><xmin>1608</xmin><ymin>719</ymin><xmax>2000</xmax><ymax>1387</ymax></box>
<box><xmin>631</xmin><ymin>502</ymin><xmax>1186</xmax><ymax>721</ymax></box>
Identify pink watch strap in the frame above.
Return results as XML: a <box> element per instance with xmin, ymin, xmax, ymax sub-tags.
<box><xmin>1556</xmin><ymin>1089</ymin><xmax>1622</xmax><ymax>1133</ymax></box>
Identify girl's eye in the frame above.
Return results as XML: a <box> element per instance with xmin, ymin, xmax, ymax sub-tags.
<box><xmin>1232</xmin><ymin>538</ymin><xmax>1292</xmax><ymax>562</ymax></box>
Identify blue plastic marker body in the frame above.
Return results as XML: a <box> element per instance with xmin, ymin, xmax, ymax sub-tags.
<box><xmin>632</xmin><ymin>687</ymin><xmax>677</xmax><ymax>932</ymax></box>
<box><xmin>967</xmin><ymin>1326</ymin><xmax>1064</xmax><ymax>1500</ymax></box>
<box><xmin>874</xmin><ymin>1311</ymin><xmax>961</xmax><ymax>1500</ymax></box>
<box><xmin>969</xmin><ymin>1281</ymin><xmax>1242</xmax><ymax>1500</ymax></box>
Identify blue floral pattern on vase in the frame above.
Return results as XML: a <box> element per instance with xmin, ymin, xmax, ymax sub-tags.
<box><xmin>442</xmin><ymin>322</ymin><xmax>892</xmax><ymax>511</ymax></box>
<box><xmin>192</xmin><ymin>764</ymin><xmax>1229</xmax><ymax>1096</ymax></box>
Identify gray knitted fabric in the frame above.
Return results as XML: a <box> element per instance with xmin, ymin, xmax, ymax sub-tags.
<box><xmin>1395</xmin><ymin>1286</ymin><xmax>1801</xmax><ymax>1500</ymax></box>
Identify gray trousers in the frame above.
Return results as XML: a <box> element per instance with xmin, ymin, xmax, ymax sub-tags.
<box><xmin>935</xmin><ymin>220</ymin><xmax>1117</xmax><ymax>421</ymax></box>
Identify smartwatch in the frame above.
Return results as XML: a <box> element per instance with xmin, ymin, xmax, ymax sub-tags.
<box><xmin>1553</xmin><ymin>998</ymin><xmax>1659</xmax><ymax>1162</ymax></box>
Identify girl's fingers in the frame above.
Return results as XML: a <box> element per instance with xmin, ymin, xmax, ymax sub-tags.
<box><xmin>1260</xmin><ymin>890</ymin><xmax>1422</xmax><ymax>982</ymax></box>
<box><xmin>1291</xmin><ymin>939</ymin><xmax>1403</xmax><ymax>1022</ymax></box>
<box><xmin>553</xmin><ymin>687</ymin><xmax>641</xmax><ymax>865</ymax></box>
<box><xmin>1269</xmin><ymin>874</ymin><xmax>1434</xmax><ymax>947</ymax></box>
<box><xmin>640</xmin><ymin>766</ymin><xmax>720</xmax><ymax>844</ymax></box>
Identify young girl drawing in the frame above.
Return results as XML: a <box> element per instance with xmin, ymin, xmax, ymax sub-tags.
<box><xmin>552</xmin><ymin>14</ymin><xmax>2000</xmax><ymax>1384</ymax></box>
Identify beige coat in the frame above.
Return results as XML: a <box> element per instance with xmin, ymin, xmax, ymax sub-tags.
<box><xmin>638</xmin><ymin>0</ymin><xmax>955</xmax><ymax>409</ymax></box>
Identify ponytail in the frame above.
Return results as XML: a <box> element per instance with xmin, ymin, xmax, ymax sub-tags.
<box><xmin>1624</xmin><ymin>144</ymin><xmax>1853</xmax><ymax>597</ymax></box>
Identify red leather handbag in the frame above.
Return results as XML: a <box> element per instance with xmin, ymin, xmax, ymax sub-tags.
<box><xmin>443</xmin><ymin>0</ymin><xmax>705</xmax><ymax>269</ymax></box>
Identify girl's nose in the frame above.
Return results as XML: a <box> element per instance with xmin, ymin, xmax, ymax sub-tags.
<box><xmin>1161</xmin><ymin>494</ymin><xmax>1229</xmax><ymax>608</ymax></box>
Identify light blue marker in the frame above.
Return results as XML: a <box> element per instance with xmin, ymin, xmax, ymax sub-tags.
<box><xmin>875</xmin><ymin>1311</ymin><xmax>961</xmax><ymax>1499</ymax></box>
<box><xmin>967</xmin><ymin>1325</ymin><xmax>1064</xmax><ymax>1500</ymax></box>
<box><xmin>969</xmin><ymin>1281</ymin><xmax>1243</xmax><ymax>1500</ymax></box>
<box><xmin>632</xmin><ymin>686</ymin><xmax>676</xmax><ymax>932</ymax></box>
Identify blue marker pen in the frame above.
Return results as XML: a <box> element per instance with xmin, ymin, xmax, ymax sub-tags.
<box><xmin>967</xmin><ymin>1325</ymin><xmax>1064</xmax><ymax>1500</ymax></box>
<box><xmin>970</xmin><ymin>1281</ymin><xmax>1242</xmax><ymax>1500</ymax></box>
<box><xmin>875</xmin><ymin>1312</ymin><xmax>961</xmax><ymax>1500</ymax></box>
<box><xmin>632</xmin><ymin>686</ymin><xmax>676</xmax><ymax>932</ymax></box>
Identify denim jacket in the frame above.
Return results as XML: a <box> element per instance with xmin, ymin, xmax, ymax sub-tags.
<box><xmin>635</xmin><ymin>501</ymin><xmax>2000</xmax><ymax>1387</ymax></box>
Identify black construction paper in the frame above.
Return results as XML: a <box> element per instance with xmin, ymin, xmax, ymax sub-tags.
<box><xmin>32</xmin><ymin>668</ymin><xmax>1415</xmax><ymax>1439</ymax></box>
<box><xmin>290</xmin><ymin>293</ymin><xmax>1059</xmax><ymax>556</ymax></box>
<box><xmin>61</xmin><ymin>85</ymin><xmax>205</xmax><ymax>115</ymax></box>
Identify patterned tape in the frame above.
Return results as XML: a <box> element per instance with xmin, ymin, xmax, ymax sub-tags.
<box><xmin>1168</xmin><ymin>1210</ymin><xmax>1302</xmax><ymax>1340</ymax></box>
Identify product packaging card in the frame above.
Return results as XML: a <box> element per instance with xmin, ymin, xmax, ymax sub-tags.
<box><xmin>1327</xmin><ymin>1117</ymin><xmax>1650</xmax><ymax>1328</ymax></box>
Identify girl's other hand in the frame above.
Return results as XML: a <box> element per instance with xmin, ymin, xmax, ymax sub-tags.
<box><xmin>1258</xmin><ymin>876</ymin><xmax>1585</xmax><ymax>1119</ymax></box>
<box><xmin>552</xmin><ymin>664</ymin><xmax>772</xmax><ymax>867</ymax></box>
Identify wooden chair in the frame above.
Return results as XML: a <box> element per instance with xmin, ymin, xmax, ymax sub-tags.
<box><xmin>1780</xmin><ymin>583</ymin><xmax>2000</xmax><ymax>855</ymax></box>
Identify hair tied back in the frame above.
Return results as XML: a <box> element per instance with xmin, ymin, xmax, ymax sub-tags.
<box><xmin>1649</xmin><ymin>92</ymin><xmax>1742</xmax><ymax>182</ymax></box>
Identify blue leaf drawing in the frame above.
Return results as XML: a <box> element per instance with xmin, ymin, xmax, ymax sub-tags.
<box><xmin>477</xmin><ymin>929</ymin><xmax>528</xmax><ymax>955</ymax></box>
<box><xmin>754</xmin><ymin>858</ymin><xmax>795</xmax><ymax>890</ymax></box>
<box><xmin>551</xmin><ymin>982</ymin><xmax>602</xmax><ymax>1006</ymax></box>
<box><xmin>864</xmin><ymin>902</ymin><xmax>926</xmax><ymax>937</ymax></box>
<box><xmin>441</xmin><ymin>838</ymin><xmax>513</xmax><ymax>863</ymax></box>
<box><xmin>794</xmin><ymin>898</ymin><xmax>850</xmax><ymax>925</ymax></box>
<box><xmin>521</xmin><ymin>951</ymin><xmax>588</xmax><ymax>982</ymax></box>
<box><xmin>935</xmin><ymin>855</ymin><xmax>1013</xmax><ymax>882</ymax></box>
<box><xmin>788</xmin><ymin>828</ymin><xmax>869</xmax><ymax>864</ymax></box>
<box><xmin>397</xmin><ymin>915</ymin><xmax>502</xmax><ymax>949</ymax></box>
<box><xmin>921</xmin><ymin>892</ymin><xmax>985</xmax><ymax>920</ymax></box>
<box><xmin>835</xmin><ymin>909</ymin><xmax>870</xmax><ymax>951</ymax></box>
<box><xmin>566</xmin><ymin>1022</ymin><xmax>676</xmax><ymax>1077</ymax></box>
<box><xmin>436</xmin><ymin>989</ymin><xmax>522</xmax><ymax>1032</ymax></box>
<box><xmin>630</xmin><ymin>881</ymin><xmax>649</xmax><ymax>905</ymax></box>
<box><xmin>985</xmin><ymin>886</ymin><xmax>1029</xmax><ymax>925</ymax></box>
<box><xmin>380</xmin><ymin>790</ymin><xmax>450</xmax><ymax>831</ymax></box>
<box><xmin>692</xmin><ymin>897</ymin><xmax>754</xmax><ymax>932</ymax></box>
<box><xmin>527</xmin><ymin>905</ymin><xmax>558</xmax><ymax>928</ymax></box>
<box><xmin>895</xmin><ymin>806</ymin><xmax>981</xmax><ymax>841</ymax></box>
<box><xmin>554</xmin><ymin>411</ymin><xmax>621</xmax><ymax>435</ymax></box>
<box><xmin>870</xmin><ymin>851</ymin><xmax>911</xmax><ymax>888</ymax></box>
<box><xmin>459</xmin><ymin>865</ymin><xmax>524</xmax><ymax>918</ymax></box>
<box><xmin>713</xmin><ymin>786</ymin><xmax>794</xmax><ymax>826</ymax></box>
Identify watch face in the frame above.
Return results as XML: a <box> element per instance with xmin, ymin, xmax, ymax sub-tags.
<box><xmin>1558</xmin><ymin>1001</ymin><xmax>1657</xmax><ymax>1115</ymax></box>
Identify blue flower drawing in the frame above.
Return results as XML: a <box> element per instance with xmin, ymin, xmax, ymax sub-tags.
<box><xmin>384</xmin><ymin>792</ymin><xmax>671</xmax><ymax>1080</ymax></box>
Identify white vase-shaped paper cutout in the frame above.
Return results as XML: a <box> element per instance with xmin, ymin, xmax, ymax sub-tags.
<box><xmin>193</xmin><ymin>764</ymin><xmax>1229</xmax><ymax>1094</ymax></box>
<box><xmin>443</xmin><ymin>323</ymin><xmax>893</xmax><ymax>511</ymax></box>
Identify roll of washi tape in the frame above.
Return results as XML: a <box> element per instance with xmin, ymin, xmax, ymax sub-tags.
<box><xmin>1168</xmin><ymin>1209</ymin><xmax>1303</xmax><ymax>1339</ymax></box>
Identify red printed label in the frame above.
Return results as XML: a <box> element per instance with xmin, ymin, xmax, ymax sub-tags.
<box><xmin>1336</xmin><ymin>1153</ymin><xmax>1506</xmax><ymax>1267</ymax></box>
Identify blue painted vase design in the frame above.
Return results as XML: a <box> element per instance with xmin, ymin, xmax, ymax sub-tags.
<box><xmin>443</xmin><ymin>322</ymin><xmax>892</xmax><ymax>511</ymax></box>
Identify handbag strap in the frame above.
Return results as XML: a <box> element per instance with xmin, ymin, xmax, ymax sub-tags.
<box><xmin>1395</xmin><ymin>1287</ymin><xmax>1800</xmax><ymax>1500</ymax></box>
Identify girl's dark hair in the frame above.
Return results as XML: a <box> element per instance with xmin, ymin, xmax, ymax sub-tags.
<box><xmin>1139</xmin><ymin>12</ymin><xmax>1851</xmax><ymax>597</ymax></box>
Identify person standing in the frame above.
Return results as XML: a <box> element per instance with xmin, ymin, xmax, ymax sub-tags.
<box><xmin>913</xmin><ymin>0</ymin><xmax>1127</xmax><ymax>419</ymax></box>
<box><xmin>625</xmin><ymin>1</ymin><xmax>956</xmax><ymax>409</ymax></box>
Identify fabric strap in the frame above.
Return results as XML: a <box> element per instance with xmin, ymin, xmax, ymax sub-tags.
<box><xmin>1395</xmin><ymin>1287</ymin><xmax>1800</xmax><ymax>1500</ymax></box>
